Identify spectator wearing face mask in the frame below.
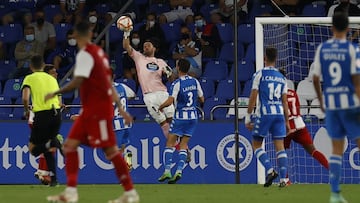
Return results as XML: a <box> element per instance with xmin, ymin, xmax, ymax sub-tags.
<box><xmin>52</xmin><ymin>29</ymin><xmax>78</xmax><ymax>79</ymax></box>
<box><xmin>12</xmin><ymin>26</ymin><xmax>45</xmax><ymax>79</ymax></box>
<box><xmin>138</xmin><ymin>12</ymin><xmax>168</xmax><ymax>59</ymax></box>
<box><xmin>31</xmin><ymin>8</ymin><xmax>56</xmax><ymax>58</ymax></box>
<box><xmin>88</xmin><ymin>9</ymin><xmax>105</xmax><ymax>48</ymax></box>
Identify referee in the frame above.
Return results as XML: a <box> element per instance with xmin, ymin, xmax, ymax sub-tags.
<box><xmin>22</xmin><ymin>55</ymin><xmax>62</xmax><ymax>186</ymax></box>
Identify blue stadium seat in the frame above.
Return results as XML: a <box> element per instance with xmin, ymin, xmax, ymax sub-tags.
<box><xmin>0</xmin><ymin>60</ymin><xmax>16</xmax><ymax>82</ymax></box>
<box><xmin>218</xmin><ymin>42</ymin><xmax>244</xmax><ymax>63</ymax></box>
<box><xmin>11</xmin><ymin>106</ymin><xmax>25</xmax><ymax>120</ymax></box>
<box><xmin>160</xmin><ymin>22</ymin><xmax>181</xmax><ymax>43</ymax></box>
<box><xmin>202</xmin><ymin>60</ymin><xmax>228</xmax><ymax>81</ymax></box>
<box><xmin>43</xmin><ymin>4</ymin><xmax>61</xmax><ymax>22</ymax></box>
<box><xmin>214</xmin><ymin>79</ymin><xmax>241</xmax><ymax>100</ymax></box>
<box><xmin>0</xmin><ymin>23</ymin><xmax>23</xmax><ymax>44</ymax></box>
<box><xmin>115</xmin><ymin>78</ymin><xmax>137</xmax><ymax>93</ymax></box>
<box><xmin>202</xmin><ymin>96</ymin><xmax>227</xmax><ymax>120</ymax></box>
<box><xmin>241</xmin><ymin>79</ymin><xmax>252</xmax><ymax>97</ymax></box>
<box><xmin>95</xmin><ymin>3</ymin><xmax>110</xmax><ymax>15</ymax></box>
<box><xmin>60</xmin><ymin>78</ymin><xmax>74</xmax><ymax>101</ymax></box>
<box><xmin>200</xmin><ymin>3</ymin><xmax>218</xmax><ymax>22</ymax></box>
<box><xmin>0</xmin><ymin>95</ymin><xmax>13</xmax><ymax>119</ymax></box>
<box><xmin>133</xmin><ymin>22</ymin><xmax>146</xmax><ymax>32</ymax></box>
<box><xmin>238</xmin><ymin>24</ymin><xmax>254</xmax><ymax>45</ymax></box>
<box><xmin>248</xmin><ymin>3</ymin><xmax>272</xmax><ymax>23</ymax></box>
<box><xmin>0</xmin><ymin>4</ymin><xmax>12</xmax><ymax>19</ymax></box>
<box><xmin>3</xmin><ymin>78</ymin><xmax>23</xmax><ymax>100</ymax></box>
<box><xmin>199</xmin><ymin>77</ymin><xmax>215</xmax><ymax>99</ymax></box>
<box><xmin>302</xmin><ymin>3</ymin><xmax>326</xmax><ymax>17</ymax></box>
<box><xmin>149</xmin><ymin>3</ymin><xmax>171</xmax><ymax>15</ymax></box>
<box><xmin>55</xmin><ymin>23</ymin><xmax>72</xmax><ymax>44</ymax></box>
<box><xmin>229</xmin><ymin>60</ymin><xmax>254</xmax><ymax>82</ymax></box>
<box><xmin>216</xmin><ymin>23</ymin><xmax>234</xmax><ymax>43</ymax></box>
<box><xmin>244</xmin><ymin>43</ymin><xmax>255</xmax><ymax>63</ymax></box>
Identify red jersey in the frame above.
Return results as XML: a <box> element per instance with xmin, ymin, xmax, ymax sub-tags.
<box><xmin>73</xmin><ymin>43</ymin><xmax>113</xmax><ymax>119</ymax></box>
<box><xmin>287</xmin><ymin>89</ymin><xmax>305</xmax><ymax>131</ymax></box>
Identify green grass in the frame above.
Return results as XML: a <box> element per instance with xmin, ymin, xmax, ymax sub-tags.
<box><xmin>0</xmin><ymin>184</ymin><xmax>359</xmax><ymax>203</ymax></box>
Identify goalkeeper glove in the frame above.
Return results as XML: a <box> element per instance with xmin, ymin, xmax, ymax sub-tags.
<box><xmin>123</xmin><ymin>31</ymin><xmax>131</xmax><ymax>39</ymax></box>
<box><xmin>163</xmin><ymin>65</ymin><xmax>172</xmax><ymax>78</ymax></box>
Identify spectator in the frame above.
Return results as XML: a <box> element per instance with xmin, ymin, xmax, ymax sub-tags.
<box><xmin>52</xmin><ymin>29</ymin><xmax>77</xmax><ymax>79</ymax></box>
<box><xmin>172</xmin><ymin>25</ymin><xmax>202</xmax><ymax>79</ymax></box>
<box><xmin>22</xmin><ymin>12</ymin><xmax>33</xmax><ymax>28</ymax></box>
<box><xmin>159</xmin><ymin>0</ymin><xmax>194</xmax><ymax>24</ymax></box>
<box><xmin>1</xmin><ymin>13</ymin><xmax>14</xmax><ymax>25</ymax></box>
<box><xmin>105</xmin><ymin>0</ymin><xmax>138</xmax><ymax>24</ymax></box>
<box><xmin>0</xmin><ymin>41</ymin><xmax>5</xmax><ymax>60</ymax></box>
<box><xmin>88</xmin><ymin>9</ymin><xmax>105</xmax><ymax>48</ymax></box>
<box><xmin>60</xmin><ymin>0</ymin><xmax>86</xmax><ymax>24</ymax></box>
<box><xmin>138</xmin><ymin>12</ymin><xmax>168</xmax><ymax>59</ymax></box>
<box><xmin>193</xmin><ymin>12</ymin><xmax>221</xmax><ymax>59</ymax></box>
<box><xmin>12</xmin><ymin>26</ymin><xmax>45</xmax><ymax>79</ymax></box>
<box><xmin>31</xmin><ymin>8</ymin><xmax>57</xmax><ymax>58</ymax></box>
<box><xmin>213</xmin><ymin>0</ymin><xmax>248</xmax><ymax>25</ymax></box>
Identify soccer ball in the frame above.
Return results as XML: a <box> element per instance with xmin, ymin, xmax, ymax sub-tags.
<box><xmin>117</xmin><ymin>15</ymin><xmax>133</xmax><ymax>31</ymax></box>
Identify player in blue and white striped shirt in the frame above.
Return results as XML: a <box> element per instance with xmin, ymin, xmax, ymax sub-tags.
<box><xmin>245</xmin><ymin>47</ymin><xmax>290</xmax><ymax>188</ymax></box>
<box><xmin>157</xmin><ymin>59</ymin><xmax>204</xmax><ymax>184</ymax></box>
<box><xmin>313</xmin><ymin>12</ymin><xmax>360</xmax><ymax>203</ymax></box>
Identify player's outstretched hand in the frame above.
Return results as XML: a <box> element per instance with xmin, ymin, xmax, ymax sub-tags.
<box><xmin>44</xmin><ymin>92</ymin><xmax>55</xmax><ymax>102</ymax></box>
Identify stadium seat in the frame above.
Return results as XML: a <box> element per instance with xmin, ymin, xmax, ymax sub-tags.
<box><xmin>202</xmin><ymin>96</ymin><xmax>228</xmax><ymax>120</ymax></box>
<box><xmin>248</xmin><ymin>3</ymin><xmax>272</xmax><ymax>23</ymax></box>
<box><xmin>133</xmin><ymin>22</ymin><xmax>146</xmax><ymax>32</ymax></box>
<box><xmin>229</xmin><ymin>60</ymin><xmax>254</xmax><ymax>82</ymax></box>
<box><xmin>199</xmin><ymin>77</ymin><xmax>215</xmax><ymax>99</ymax></box>
<box><xmin>227</xmin><ymin>96</ymin><xmax>249</xmax><ymax>119</ymax></box>
<box><xmin>296</xmin><ymin>79</ymin><xmax>317</xmax><ymax>101</ymax></box>
<box><xmin>108</xmin><ymin>23</ymin><xmax>124</xmax><ymax>43</ymax></box>
<box><xmin>214</xmin><ymin>79</ymin><xmax>241</xmax><ymax>100</ymax></box>
<box><xmin>149</xmin><ymin>3</ymin><xmax>171</xmax><ymax>15</ymax></box>
<box><xmin>43</xmin><ymin>4</ymin><xmax>61</xmax><ymax>22</ymax></box>
<box><xmin>218</xmin><ymin>42</ymin><xmax>244</xmax><ymax>63</ymax></box>
<box><xmin>241</xmin><ymin>79</ymin><xmax>252</xmax><ymax>97</ymax></box>
<box><xmin>55</xmin><ymin>23</ymin><xmax>72</xmax><ymax>44</ymax></box>
<box><xmin>216</xmin><ymin>23</ymin><xmax>234</xmax><ymax>44</ymax></box>
<box><xmin>0</xmin><ymin>60</ymin><xmax>16</xmax><ymax>82</ymax></box>
<box><xmin>115</xmin><ymin>78</ymin><xmax>137</xmax><ymax>93</ymax></box>
<box><xmin>7</xmin><ymin>0</ymin><xmax>35</xmax><ymax>9</ymax></box>
<box><xmin>302</xmin><ymin>3</ymin><xmax>326</xmax><ymax>17</ymax></box>
<box><xmin>244</xmin><ymin>43</ymin><xmax>255</xmax><ymax>63</ymax></box>
<box><xmin>238</xmin><ymin>24</ymin><xmax>254</xmax><ymax>45</ymax></box>
<box><xmin>309</xmin><ymin>98</ymin><xmax>325</xmax><ymax>119</ymax></box>
<box><xmin>0</xmin><ymin>23</ymin><xmax>23</xmax><ymax>44</ymax></box>
<box><xmin>202</xmin><ymin>60</ymin><xmax>228</xmax><ymax>81</ymax></box>
<box><xmin>94</xmin><ymin>3</ymin><xmax>110</xmax><ymax>15</ymax></box>
<box><xmin>11</xmin><ymin>106</ymin><xmax>25</xmax><ymax>120</ymax></box>
<box><xmin>3</xmin><ymin>78</ymin><xmax>23</xmax><ymax>100</ymax></box>
<box><xmin>200</xmin><ymin>3</ymin><xmax>219</xmax><ymax>22</ymax></box>
<box><xmin>60</xmin><ymin>78</ymin><xmax>74</xmax><ymax>101</ymax></box>
<box><xmin>160</xmin><ymin>22</ymin><xmax>181</xmax><ymax>43</ymax></box>
<box><xmin>0</xmin><ymin>4</ymin><xmax>11</xmax><ymax>19</ymax></box>
<box><xmin>0</xmin><ymin>95</ymin><xmax>13</xmax><ymax>119</ymax></box>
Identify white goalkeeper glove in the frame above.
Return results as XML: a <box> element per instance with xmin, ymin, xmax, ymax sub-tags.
<box><xmin>123</xmin><ymin>31</ymin><xmax>131</xmax><ymax>39</ymax></box>
<box><xmin>162</xmin><ymin>65</ymin><xmax>172</xmax><ymax>78</ymax></box>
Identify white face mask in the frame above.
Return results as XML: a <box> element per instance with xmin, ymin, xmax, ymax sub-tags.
<box><xmin>68</xmin><ymin>38</ymin><xmax>77</xmax><ymax>46</ymax></box>
<box><xmin>132</xmin><ymin>38</ymin><xmax>140</xmax><ymax>46</ymax></box>
<box><xmin>148</xmin><ymin>20</ymin><xmax>155</xmax><ymax>28</ymax></box>
<box><xmin>89</xmin><ymin>16</ymin><xmax>97</xmax><ymax>23</ymax></box>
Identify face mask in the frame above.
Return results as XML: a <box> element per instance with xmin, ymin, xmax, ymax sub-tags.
<box><xmin>36</xmin><ymin>18</ymin><xmax>45</xmax><ymax>25</ymax></box>
<box><xmin>195</xmin><ymin>20</ymin><xmax>204</xmax><ymax>27</ymax></box>
<box><xmin>89</xmin><ymin>16</ymin><xmax>97</xmax><ymax>23</ymax></box>
<box><xmin>25</xmin><ymin>34</ymin><xmax>34</xmax><ymax>41</ymax></box>
<box><xmin>132</xmin><ymin>38</ymin><xmax>140</xmax><ymax>46</ymax></box>
<box><xmin>68</xmin><ymin>38</ymin><xmax>77</xmax><ymax>46</ymax></box>
<box><xmin>148</xmin><ymin>20</ymin><xmax>155</xmax><ymax>28</ymax></box>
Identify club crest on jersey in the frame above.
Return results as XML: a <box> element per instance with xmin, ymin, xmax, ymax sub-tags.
<box><xmin>146</xmin><ymin>62</ymin><xmax>159</xmax><ymax>71</ymax></box>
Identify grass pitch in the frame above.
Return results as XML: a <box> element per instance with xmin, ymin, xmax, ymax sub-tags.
<box><xmin>0</xmin><ymin>184</ymin><xmax>359</xmax><ymax>203</ymax></box>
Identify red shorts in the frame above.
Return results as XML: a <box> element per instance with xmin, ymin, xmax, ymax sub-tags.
<box><xmin>68</xmin><ymin>114</ymin><xmax>116</xmax><ymax>148</ymax></box>
<box><xmin>284</xmin><ymin>127</ymin><xmax>313</xmax><ymax>149</ymax></box>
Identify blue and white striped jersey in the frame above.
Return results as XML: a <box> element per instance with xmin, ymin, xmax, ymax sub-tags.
<box><xmin>113</xmin><ymin>82</ymin><xmax>131</xmax><ymax>131</ymax></box>
<box><xmin>252</xmin><ymin>66</ymin><xmax>287</xmax><ymax>116</ymax></box>
<box><xmin>313</xmin><ymin>39</ymin><xmax>360</xmax><ymax>110</ymax></box>
<box><xmin>169</xmin><ymin>75</ymin><xmax>203</xmax><ymax>120</ymax></box>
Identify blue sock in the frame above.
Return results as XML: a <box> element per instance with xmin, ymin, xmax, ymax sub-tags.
<box><xmin>176</xmin><ymin>149</ymin><xmax>187</xmax><ymax>173</ymax></box>
<box><xmin>164</xmin><ymin>147</ymin><xmax>175</xmax><ymax>173</ymax></box>
<box><xmin>277</xmin><ymin>150</ymin><xmax>288</xmax><ymax>179</ymax></box>
<box><xmin>329</xmin><ymin>155</ymin><xmax>342</xmax><ymax>193</ymax></box>
<box><xmin>254</xmin><ymin>148</ymin><xmax>272</xmax><ymax>174</ymax></box>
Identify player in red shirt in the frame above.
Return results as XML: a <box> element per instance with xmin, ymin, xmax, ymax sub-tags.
<box><xmin>285</xmin><ymin>88</ymin><xmax>329</xmax><ymax>184</ymax></box>
<box><xmin>45</xmin><ymin>21</ymin><xmax>139</xmax><ymax>203</ymax></box>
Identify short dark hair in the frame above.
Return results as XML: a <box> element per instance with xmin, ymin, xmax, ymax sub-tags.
<box><xmin>74</xmin><ymin>21</ymin><xmax>91</xmax><ymax>37</ymax></box>
<box><xmin>44</xmin><ymin>64</ymin><xmax>55</xmax><ymax>73</ymax></box>
<box><xmin>265</xmin><ymin>47</ymin><xmax>277</xmax><ymax>63</ymax></box>
<box><xmin>178</xmin><ymin>59</ymin><xmax>190</xmax><ymax>73</ymax></box>
<box><xmin>144</xmin><ymin>37</ymin><xmax>159</xmax><ymax>49</ymax></box>
<box><xmin>30</xmin><ymin>55</ymin><xmax>44</xmax><ymax>70</ymax></box>
<box><xmin>332</xmin><ymin>11</ymin><xmax>349</xmax><ymax>32</ymax></box>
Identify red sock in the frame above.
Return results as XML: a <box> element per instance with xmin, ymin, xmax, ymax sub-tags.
<box><xmin>161</xmin><ymin>123</ymin><xmax>169</xmax><ymax>139</ymax></box>
<box><xmin>312</xmin><ymin>150</ymin><xmax>329</xmax><ymax>169</ymax></box>
<box><xmin>38</xmin><ymin>154</ymin><xmax>48</xmax><ymax>171</ymax></box>
<box><xmin>65</xmin><ymin>150</ymin><xmax>79</xmax><ymax>187</ymax></box>
<box><xmin>110</xmin><ymin>152</ymin><xmax>134</xmax><ymax>191</ymax></box>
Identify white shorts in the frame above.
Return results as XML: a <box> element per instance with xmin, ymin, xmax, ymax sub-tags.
<box><xmin>163</xmin><ymin>7</ymin><xmax>193</xmax><ymax>22</ymax></box>
<box><xmin>143</xmin><ymin>91</ymin><xmax>175</xmax><ymax>124</ymax></box>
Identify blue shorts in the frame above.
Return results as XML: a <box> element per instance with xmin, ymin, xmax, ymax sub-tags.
<box><xmin>325</xmin><ymin>107</ymin><xmax>360</xmax><ymax>140</ymax></box>
<box><xmin>115</xmin><ymin>128</ymin><xmax>130</xmax><ymax>146</ymax></box>
<box><xmin>169</xmin><ymin>119</ymin><xmax>198</xmax><ymax>137</ymax></box>
<box><xmin>253</xmin><ymin>115</ymin><xmax>286</xmax><ymax>140</ymax></box>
